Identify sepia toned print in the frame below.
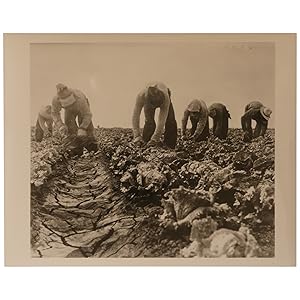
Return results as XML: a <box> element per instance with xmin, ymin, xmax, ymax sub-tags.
<box><xmin>4</xmin><ymin>34</ymin><xmax>295</xmax><ymax>266</ymax></box>
<box><xmin>30</xmin><ymin>40</ymin><xmax>274</xmax><ymax>258</ymax></box>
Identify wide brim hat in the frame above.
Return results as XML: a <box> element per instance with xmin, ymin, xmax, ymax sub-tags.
<box><xmin>260</xmin><ymin>107</ymin><xmax>272</xmax><ymax>120</ymax></box>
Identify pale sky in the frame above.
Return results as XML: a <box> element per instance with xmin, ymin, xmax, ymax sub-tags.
<box><xmin>31</xmin><ymin>42</ymin><xmax>275</xmax><ymax>128</ymax></box>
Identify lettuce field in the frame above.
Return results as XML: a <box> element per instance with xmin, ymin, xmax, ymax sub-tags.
<box><xmin>31</xmin><ymin>128</ymin><xmax>275</xmax><ymax>258</ymax></box>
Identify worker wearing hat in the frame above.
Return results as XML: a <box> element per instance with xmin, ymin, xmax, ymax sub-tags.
<box><xmin>132</xmin><ymin>82</ymin><xmax>177</xmax><ymax>148</ymax></box>
<box><xmin>181</xmin><ymin>99</ymin><xmax>209</xmax><ymax>141</ymax></box>
<box><xmin>52</xmin><ymin>83</ymin><xmax>98</xmax><ymax>151</ymax></box>
<box><xmin>208</xmin><ymin>103</ymin><xmax>231</xmax><ymax>140</ymax></box>
<box><xmin>241</xmin><ymin>100</ymin><xmax>272</xmax><ymax>142</ymax></box>
<box><xmin>35</xmin><ymin>105</ymin><xmax>53</xmax><ymax>142</ymax></box>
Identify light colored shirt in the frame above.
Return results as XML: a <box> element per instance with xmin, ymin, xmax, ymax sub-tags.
<box><xmin>38</xmin><ymin>106</ymin><xmax>53</xmax><ymax>132</ymax></box>
<box><xmin>132</xmin><ymin>82</ymin><xmax>171</xmax><ymax>142</ymax></box>
<box><xmin>182</xmin><ymin>99</ymin><xmax>208</xmax><ymax>136</ymax></box>
<box><xmin>52</xmin><ymin>89</ymin><xmax>92</xmax><ymax>130</ymax></box>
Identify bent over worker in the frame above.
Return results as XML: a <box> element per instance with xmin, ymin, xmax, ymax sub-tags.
<box><xmin>52</xmin><ymin>83</ymin><xmax>98</xmax><ymax>151</ymax></box>
<box><xmin>181</xmin><ymin>99</ymin><xmax>209</xmax><ymax>141</ymax></box>
<box><xmin>208</xmin><ymin>103</ymin><xmax>231</xmax><ymax>140</ymax></box>
<box><xmin>132</xmin><ymin>82</ymin><xmax>177</xmax><ymax>148</ymax></box>
<box><xmin>35</xmin><ymin>105</ymin><xmax>53</xmax><ymax>142</ymax></box>
<box><xmin>241</xmin><ymin>100</ymin><xmax>272</xmax><ymax>142</ymax></box>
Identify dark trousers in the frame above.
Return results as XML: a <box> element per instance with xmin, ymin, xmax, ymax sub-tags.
<box><xmin>35</xmin><ymin>119</ymin><xmax>53</xmax><ymax>142</ymax></box>
<box><xmin>142</xmin><ymin>102</ymin><xmax>178</xmax><ymax>148</ymax></box>
<box><xmin>64</xmin><ymin>110</ymin><xmax>95</xmax><ymax>138</ymax></box>
<box><xmin>64</xmin><ymin>110</ymin><xmax>97</xmax><ymax>153</ymax></box>
<box><xmin>190</xmin><ymin>118</ymin><xmax>198</xmax><ymax>136</ymax></box>
<box><xmin>212</xmin><ymin>113</ymin><xmax>229</xmax><ymax>140</ymax></box>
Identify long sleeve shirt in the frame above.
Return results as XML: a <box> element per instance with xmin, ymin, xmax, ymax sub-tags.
<box><xmin>38</xmin><ymin>106</ymin><xmax>53</xmax><ymax>132</ymax></box>
<box><xmin>182</xmin><ymin>99</ymin><xmax>208</xmax><ymax>136</ymax></box>
<box><xmin>52</xmin><ymin>89</ymin><xmax>93</xmax><ymax>130</ymax></box>
<box><xmin>132</xmin><ymin>82</ymin><xmax>171</xmax><ymax>142</ymax></box>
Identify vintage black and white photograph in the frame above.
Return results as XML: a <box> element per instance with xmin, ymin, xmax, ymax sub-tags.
<box><xmin>30</xmin><ymin>37</ymin><xmax>276</xmax><ymax>259</ymax></box>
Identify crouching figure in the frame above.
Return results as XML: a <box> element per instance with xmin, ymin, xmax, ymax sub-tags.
<box><xmin>208</xmin><ymin>103</ymin><xmax>231</xmax><ymax>139</ymax></box>
<box><xmin>35</xmin><ymin>105</ymin><xmax>53</xmax><ymax>142</ymax></box>
<box><xmin>52</xmin><ymin>83</ymin><xmax>98</xmax><ymax>152</ymax></box>
<box><xmin>182</xmin><ymin>99</ymin><xmax>209</xmax><ymax>141</ymax></box>
<box><xmin>132</xmin><ymin>82</ymin><xmax>177</xmax><ymax>148</ymax></box>
<box><xmin>241</xmin><ymin>101</ymin><xmax>272</xmax><ymax>142</ymax></box>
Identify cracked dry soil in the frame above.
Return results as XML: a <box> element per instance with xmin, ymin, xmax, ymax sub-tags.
<box><xmin>31</xmin><ymin>151</ymin><xmax>189</xmax><ymax>258</ymax></box>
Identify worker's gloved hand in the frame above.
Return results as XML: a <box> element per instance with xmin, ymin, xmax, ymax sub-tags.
<box><xmin>133</xmin><ymin>136</ymin><xmax>144</xmax><ymax>146</ymax></box>
<box><xmin>77</xmin><ymin>128</ymin><xmax>88</xmax><ymax>137</ymax></box>
<box><xmin>59</xmin><ymin>125</ymin><xmax>68</xmax><ymax>137</ymax></box>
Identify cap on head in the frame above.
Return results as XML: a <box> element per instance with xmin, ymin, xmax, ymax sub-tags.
<box><xmin>260</xmin><ymin>107</ymin><xmax>272</xmax><ymax>120</ymax></box>
<box><xmin>56</xmin><ymin>83</ymin><xmax>72</xmax><ymax>99</ymax></box>
<box><xmin>188</xmin><ymin>100</ymin><xmax>201</xmax><ymax>112</ymax></box>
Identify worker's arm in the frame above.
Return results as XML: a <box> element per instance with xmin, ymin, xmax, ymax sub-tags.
<box><xmin>244</xmin><ymin>104</ymin><xmax>250</xmax><ymax>113</ymax></box>
<box><xmin>151</xmin><ymin>94</ymin><xmax>170</xmax><ymax>143</ymax></box>
<box><xmin>51</xmin><ymin>96</ymin><xmax>64</xmax><ymax>128</ymax></box>
<box><xmin>78</xmin><ymin>98</ymin><xmax>93</xmax><ymax>130</ymax></box>
<box><xmin>260</xmin><ymin>121</ymin><xmax>268</xmax><ymax>136</ymax></box>
<box><xmin>132</xmin><ymin>94</ymin><xmax>144</xmax><ymax>140</ymax></box>
<box><xmin>241</xmin><ymin>109</ymin><xmax>256</xmax><ymax>131</ymax></box>
<box><xmin>208</xmin><ymin>107</ymin><xmax>216</xmax><ymax>118</ymax></box>
<box><xmin>193</xmin><ymin>106</ymin><xmax>208</xmax><ymax>137</ymax></box>
<box><xmin>38</xmin><ymin>115</ymin><xmax>47</xmax><ymax>132</ymax></box>
<box><xmin>181</xmin><ymin>109</ymin><xmax>190</xmax><ymax>135</ymax></box>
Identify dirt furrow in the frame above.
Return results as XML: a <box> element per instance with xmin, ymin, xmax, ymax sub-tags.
<box><xmin>31</xmin><ymin>151</ymin><xmax>171</xmax><ymax>258</ymax></box>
